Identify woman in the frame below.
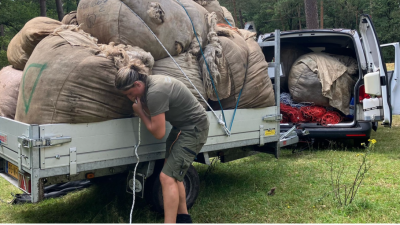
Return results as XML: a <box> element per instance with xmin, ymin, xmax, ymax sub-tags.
<box><xmin>115</xmin><ymin>64</ymin><xmax>209</xmax><ymax>223</ymax></box>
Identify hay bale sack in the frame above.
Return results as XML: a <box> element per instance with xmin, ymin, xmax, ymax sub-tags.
<box><xmin>62</xmin><ymin>11</ymin><xmax>78</xmax><ymax>25</ymax></box>
<box><xmin>0</xmin><ymin>66</ymin><xmax>23</xmax><ymax>119</ymax></box>
<box><xmin>77</xmin><ymin>0</ymin><xmax>208</xmax><ymax>60</ymax></box>
<box><xmin>221</xmin><ymin>6</ymin><xmax>236</xmax><ymax>27</ymax></box>
<box><xmin>178</xmin><ymin>0</ymin><xmax>210</xmax><ymax>54</ymax></box>
<box><xmin>210</xmin><ymin>30</ymin><xmax>275</xmax><ymax>109</ymax></box>
<box><xmin>152</xmin><ymin>54</ymin><xmax>207</xmax><ymax>109</ymax></box>
<box><xmin>238</xmin><ymin>30</ymin><xmax>274</xmax><ymax>108</ymax></box>
<box><xmin>14</xmin><ymin>26</ymin><xmax>152</xmax><ymax>124</ymax></box>
<box><xmin>200</xmin><ymin>26</ymin><xmax>248</xmax><ymax>101</ymax></box>
<box><xmin>194</xmin><ymin>0</ymin><xmax>232</xmax><ymax>26</ymax></box>
<box><xmin>7</xmin><ymin>17</ymin><xmax>62</xmax><ymax>70</ymax></box>
<box><xmin>288</xmin><ymin>53</ymin><xmax>357</xmax><ymax>114</ymax></box>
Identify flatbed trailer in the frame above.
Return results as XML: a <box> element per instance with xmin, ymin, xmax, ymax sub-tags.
<box><xmin>0</xmin><ymin>30</ymin><xmax>301</xmax><ymax>210</ymax></box>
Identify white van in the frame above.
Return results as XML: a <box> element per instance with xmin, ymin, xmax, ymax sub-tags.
<box><xmin>258</xmin><ymin>14</ymin><xmax>398</xmax><ymax>145</ymax></box>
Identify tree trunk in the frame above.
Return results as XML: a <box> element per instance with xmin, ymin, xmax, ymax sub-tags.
<box><xmin>298</xmin><ymin>5</ymin><xmax>302</xmax><ymax>29</ymax></box>
<box><xmin>231</xmin><ymin>0</ymin><xmax>238</xmax><ymax>27</ymax></box>
<box><xmin>1</xmin><ymin>24</ymin><xmax>5</xmax><ymax>51</ymax></box>
<box><xmin>238</xmin><ymin>9</ymin><xmax>245</xmax><ymax>29</ymax></box>
<box><xmin>370</xmin><ymin>0</ymin><xmax>372</xmax><ymax>18</ymax></box>
<box><xmin>55</xmin><ymin>0</ymin><xmax>64</xmax><ymax>21</ymax></box>
<box><xmin>40</xmin><ymin>0</ymin><xmax>47</xmax><ymax>17</ymax></box>
<box><xmin>304</xmin><ymin>0</ymin><xmax>319</xmax><ymax>29</ymax></box>
<box><xmin>320</xmin><ymin>0</ymin><xmax>324</xmax><ymax>29</ymax></box>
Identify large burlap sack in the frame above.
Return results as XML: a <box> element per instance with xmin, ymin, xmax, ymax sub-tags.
<box><xmin>152</xmin><ymin>54</ymin><xmax>207</xmax><ymax>109</ymax></box>
<box><xmin>288</xmin><ymin>53</ymin><xmax>357</xmax><ymax>114</ymax></box>
<box><xmin>288</xmin><ymin>58</ymin><xmax>329</xmax><ymax>107</ymax></box>
<box><xmin>179</xmin><ymin>0</ymin><xmax>210</xmax><ymax>56</ymax></box>
<box><xmin>200</xmin><ymin>27</ymin><xmax>248</xmax><ymax>101</ymax></box>
<box><xmin>15</xmin><ymin>26</ymin><xmax>139</xmax><ymax>124</ymax></box>
<box><xmin>62</xmin><ymin>11</ymin><xmax>78</xmax><ymax>25</ymax></box>
<box><xmin>77</xmin><ymin>0</ymin><xmax>206</xmax><ymax>60</ymax></box>
<box><xmin>221</xmin><ymin>6</ymin><xmax>236</xmax><ymax>27</ymax></box>
<box><xmin>0</xmin><ymin>66</ymin><xmax>23</xmax><ymax>119</ymax></box>
<box><xmin>195</xmin><ymin>0</ymin><xmax>232</xmax><ymax>26</ymax></box>
<box><xmin>7</xmin><ymin>17</ymin><xmax>62</xmax><ymax>70</ymax></box>
<box><xmin>238</xmin><ymin>30</ymin><xmax>274</xmax><ymax>108</ymax></box>
<box><xmin>210</xmin><ymin>30</ymin><xmax>275</xmax><ymax>109</ymax></box>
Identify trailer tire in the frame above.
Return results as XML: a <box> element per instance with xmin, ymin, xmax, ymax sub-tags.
<box><xmin>144</xmin><ymin>164</ymin><xmax>200</xmax><ymax>213</ymax></box>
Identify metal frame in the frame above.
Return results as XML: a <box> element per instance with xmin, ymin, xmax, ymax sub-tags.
<box><xmin>0</xmin><ymin>30</ymin><xmax>285</xmax><ymax>203</ymax></box>
<box><xmin>274</xmin><ymin>29</ymin><xmax>281</xmax><ymax>158</ymax></box>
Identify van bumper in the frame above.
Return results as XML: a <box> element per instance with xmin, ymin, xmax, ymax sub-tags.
<box><xmin>280</xmin><ymin>122</ymin><xmax>372</xmax><ymax>140</ymax></box>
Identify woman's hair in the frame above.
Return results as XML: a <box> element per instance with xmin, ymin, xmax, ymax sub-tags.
<box><xmin>115</xmin><ymin>64</ymin><xmax>148</xmax><ymax>91</ymax></box>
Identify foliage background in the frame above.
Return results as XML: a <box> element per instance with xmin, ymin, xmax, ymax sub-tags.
<box><xmin>1</xmin><ymin>0</ymin><xmax>400</xmax><ymax>68</ymax></box>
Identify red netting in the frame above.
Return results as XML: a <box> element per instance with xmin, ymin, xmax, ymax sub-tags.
<box><xmin>280</xmin><ymin>103</ymin><xmax>307</xmax><ymax>123</ymax></box>
<box><xmin>321</xmin><ymin>111</ymin><xmax>343</xmax><ymax>126</ymax></box>
<box><xmin>300</xmin><ymin>106</ymin><xmax>327</xmax><ymax>123</ymax></box>
<box><xmin>280</xmin><ymin>104</ymin><xmax>343</xmax><ymax>125</ymax></box>
<box><xmin>281</xmin><ymin>114</ymin><xmax>290</xmax><ymax>123</ymax></box>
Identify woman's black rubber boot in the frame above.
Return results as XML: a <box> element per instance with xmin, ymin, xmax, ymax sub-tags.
<box><xmin>176</xmin><ymin>214</ymin><xmax>193</xmax><ymax>223</ymax></box>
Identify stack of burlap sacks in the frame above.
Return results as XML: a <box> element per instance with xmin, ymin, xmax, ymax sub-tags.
<box><xmin>1</xmin><ymin>0</ymin><xmax>275</xmax><ymax>125</ymax></box>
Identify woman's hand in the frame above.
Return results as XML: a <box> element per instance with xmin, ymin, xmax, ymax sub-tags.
<box><xmin>132</xmin><ymin>97</ymin><xmax>143</xmax><ymax>115</ymax></box>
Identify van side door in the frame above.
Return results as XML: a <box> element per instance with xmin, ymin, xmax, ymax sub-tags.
<box><xmin>381</xmin><ymin>42</ymin><xmax>400</xmax><ymax>116</ymax></box>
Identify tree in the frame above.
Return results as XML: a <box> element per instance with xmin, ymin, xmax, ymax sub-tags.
<box><xmin>40</xmin><ymin>0</ymin><xmax>47</xmax><ymax>17</ymax></box>
<box><xmin>55</xmin><ymin>0</ymin><xmax>64</xmax><ymax>21</ymax></box>
<box><xmin>304</xmin><ymin>0</ymin><xmax>319</xmax><ymax>28</ymax></box>
<box><xmin>0</xmin><ymin>0</ymin><xmax>62</xmax><ymax>68</ymax></box>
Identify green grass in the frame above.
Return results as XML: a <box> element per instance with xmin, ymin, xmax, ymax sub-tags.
<box><xmin>1</xmin><ymin>117</ymin><xmax>400</xmax><ymax>223</ymax></box>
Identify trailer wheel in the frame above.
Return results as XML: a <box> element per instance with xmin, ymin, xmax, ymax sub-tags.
<box><xmin>144</xmin><ymin>164</ymin><xmax>200</xmax><ymax>213</ymax></box>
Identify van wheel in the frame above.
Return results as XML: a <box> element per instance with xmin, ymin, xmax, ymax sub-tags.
<box><xmin>144</xmin><ymin>164</ymin><xmax>200</xmax><ymax>213</ymax></box>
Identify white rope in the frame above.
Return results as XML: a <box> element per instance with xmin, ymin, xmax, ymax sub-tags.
<box><xmin>119</xmin><ymin>1</ymin><xmax>231</xmax><ymax>136</ymax></box>
<box><xmin>129</xmin><ymin>118</ymin><xmax>141</xmax><ymax>224</ymax></box>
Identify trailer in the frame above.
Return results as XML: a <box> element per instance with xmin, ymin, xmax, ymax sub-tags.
<box><xmin>0</xmin><ymin>30</ymin><xmax>301</xmax><ymax>210</ymax></box>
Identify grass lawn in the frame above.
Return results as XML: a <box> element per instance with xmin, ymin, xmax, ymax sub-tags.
<box><xmin>1</xmin><ymin>116</ymin><xmax>399</xmax><ymax>223</ymax></box>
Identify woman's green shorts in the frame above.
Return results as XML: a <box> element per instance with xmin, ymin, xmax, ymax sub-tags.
<box><xmin>162</xmin><ymin>125</ymin><xmax>209</xmax><ymax>182</ymax></box>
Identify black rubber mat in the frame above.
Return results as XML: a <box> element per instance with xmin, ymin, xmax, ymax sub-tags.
<box><xmin>12</xmin><ymin>180</ymin><xmax>92</xmax><ymax>204</ymax></box>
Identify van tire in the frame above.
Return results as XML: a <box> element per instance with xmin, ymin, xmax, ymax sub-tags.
<box><xmin>144</xmin><ymin>164</ymin><xmax>200</xmax><ymax>213</ymax></box>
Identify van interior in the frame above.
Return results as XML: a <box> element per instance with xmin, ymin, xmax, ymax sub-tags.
<box><xmin>262</xmin><ymin>33</ymin><xmax>361</xmax><ymax>126</ymax></box>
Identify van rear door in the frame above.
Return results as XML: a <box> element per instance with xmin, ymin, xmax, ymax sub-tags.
<box><xmin>381</xmin><ymin>42</ymin><xmax>400</xmax><ymax>116</ymax></box>
<box><xmin>359</xmin><ymin>14</ymin><xmax>392</xmax><ymax>127</ymax></box>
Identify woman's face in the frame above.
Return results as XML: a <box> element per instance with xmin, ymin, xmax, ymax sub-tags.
<box><xmin>122</xmin><ymin>81</ymin><xmax>145</xmax><ymax>102</ymax></box>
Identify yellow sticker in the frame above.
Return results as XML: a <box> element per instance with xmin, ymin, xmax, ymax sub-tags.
<box><xmin>265</xmin><ymin>129</ymin><xmax>276</xmax><ymax>136</ymax></box>
<box><xmin>8</xmin><ymin>162</ymin><xmax>19</xmax><ymax>179</ymax></box>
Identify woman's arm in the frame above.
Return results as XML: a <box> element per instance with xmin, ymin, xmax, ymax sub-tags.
<box><xmin>133</xmin><ymin>98</ymin><xmax>166</xmax><ymax>139</ymax></box>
